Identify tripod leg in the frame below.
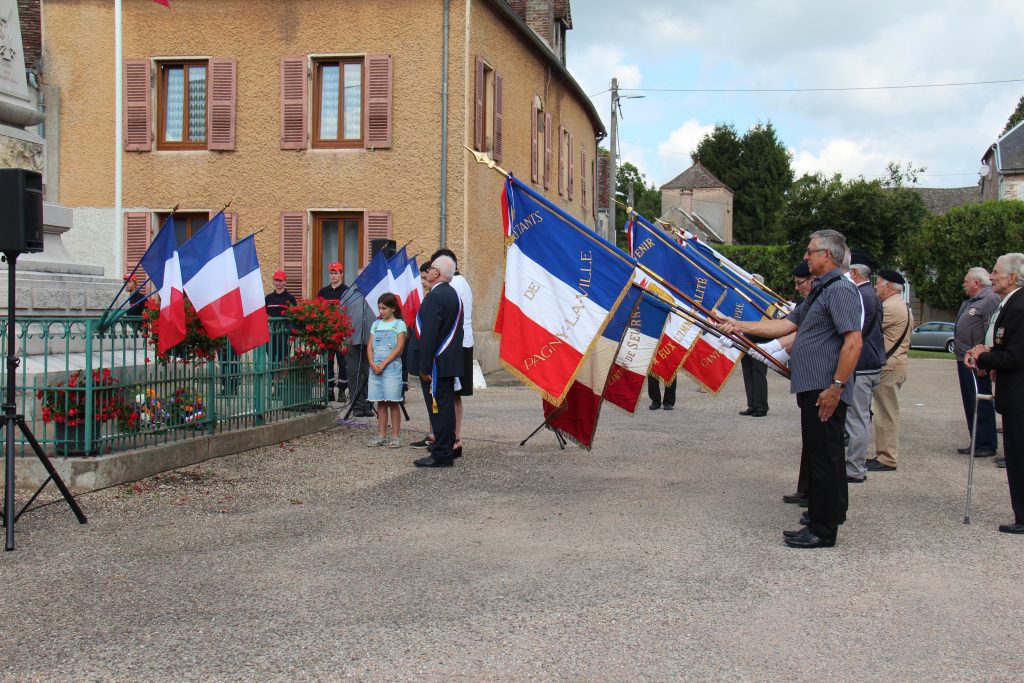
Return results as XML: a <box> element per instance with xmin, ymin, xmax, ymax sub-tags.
<box><xmin>17</xmin><ymin>418</ymin><xmax>86</xmax><ymax>524</ymax></box>
<box><xmin>4</xmin><ymin>419</ymin><xmax>15</xmax><ymax>550</ymax></box>
<box><xmin>399</xmin><ymin>400</ymin><xmax>410</xmax><ymax>421</ymax></box>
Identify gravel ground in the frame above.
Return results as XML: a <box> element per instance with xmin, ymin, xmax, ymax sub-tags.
<box><xmin>2</xmin><ymin>358</ymin><xmax>1022</xmax><ymax>682</ymax></box>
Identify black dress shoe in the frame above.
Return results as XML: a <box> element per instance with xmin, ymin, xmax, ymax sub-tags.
<box><xmin>662</xmin><ymin>404</ymin><xmax>674</xmax><ymax>411</ymax></box>
<box><xmin>973</xmin><ymin>449</ymin><xmax>997</xmax><ymax>457</ymax></box>
<box><xmin>866</xmin><ymin>458</ymin><xmax>896</xmax><ymax>472</ymax></box>
<box><xmin>784</xmin><ymin>528</ymin><xmax>836</xmax><ymax>548</ymax></box>
<box><xmin>738</xmin><ymin>408</ymin><xmax>754</xmax><ymax>416</ymax></box>
<box><xmin>749</xmin><ymin>410</ymin><xmax>768</xmax><ymax>417</ymax></box>
<box><xmin>452</xmin><ymin>446</ymin><xmax>463</xmax><ymax>459</ymax></box>
<box><xmin>998</xmin><ymin>523</ymin><xmax>1024</xmax><ymax>534</ymax></box>
<box><xmin>414</xmin><ymin>456</ymin><xmax>454</xmax><ymax>468</ymax></box>
<box><xmin>782</xmin><ymin>493</ymin><xmax>807</xmax><ymax>505</ymax></box>
<box><xmin>847</xmin><ymin>475</ymin><xmax>866</xmax><ymax>483</ymax></box>
<box><xmin>782</xmin><ymin>525</ymin><xmax>808</xmax><ymax>539</ymax></box>
<box><xmin>799</xmin><ymin>513</ymin><xmax>810</xmax><ymax>526</ymax></box>
<box><xmin>995</xmin><ymin>457</ymin><xmax>1007</xmax><ymax>468</ymax></box>
<box><xmin>649</xmin><ymin>402</ymin><xmax>661</xmax><ymax>410</ymax></box>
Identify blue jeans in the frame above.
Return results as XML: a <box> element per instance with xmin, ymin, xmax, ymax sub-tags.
<box><xmin>957</xmin><ymin>361</ymin><xmax>997</xmax><ymax>451</ymax></box>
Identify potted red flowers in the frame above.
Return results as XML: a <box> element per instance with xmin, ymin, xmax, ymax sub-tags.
<box><xmin>36</xmin><ymin>368</ymin><xmax>125</xmax><ymax>455</ymax></box>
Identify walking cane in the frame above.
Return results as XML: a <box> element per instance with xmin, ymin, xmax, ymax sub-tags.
<box><xmin>964</xmin><ymin>372</ymin><xmax>995</xmax><ymax>524</ymax></box>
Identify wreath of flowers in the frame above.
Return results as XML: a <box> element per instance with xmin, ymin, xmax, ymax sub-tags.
<box><xmin>283</xmin><ymin>298</ymin><xmax>353</xmax><ymax>361</ymax></box>
<box><xmin>140</xmin><ymin>298</ymin><xmax>226</xmax><ymax>364</ymax></box>
<box><xmin>166</xmin><ymin>386</ymin><xmax>206</xmax><ymax>425</ymax></box>
<box><xmin>120</xmin><ymin>387</ymin><xmax>169</xmax><ymax>432</ymax></box>
<box><xmin>37</xmin><ymin>368</ymin><xmax>125</xmax><ymax>427</ymax></box>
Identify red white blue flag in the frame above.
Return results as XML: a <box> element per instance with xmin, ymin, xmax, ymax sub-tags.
<box><xmin>177</xmin><ymin>212</ymin><xmax>244</xmax><ymax>339</ymax></box>
<box><xmin>497</xmin><ymin>175</ymin><xmax>636</xmax><ymax>406</ymax></box>
<box><xmin>355</xmin><ymin>249</ymin><xmax>392</xmax><ymax>311</ymax></box>
<box><xmin>603</xmin><ymin>292</ymin><xmax>672</xmax><ymax>413</ymax></box>
<box><xmin>226</xmin><ymin>235</ymin><xmax>270</xmax><ymax>354</ymax></box>
<box><xmin>388</xmin><ymin>247</ymin><xmax>422</xmax><ymax>323</ymax></box>
<box><xmin>138</xmin><ymin>215</ymin><xmax>185</xmax><ymax>354</ymax></box>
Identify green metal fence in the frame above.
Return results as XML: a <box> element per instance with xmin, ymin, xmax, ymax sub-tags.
<box><xmin>0</xmin><ymin>316</ymin><xmax>327</xmax><ymax>457</ymax></box>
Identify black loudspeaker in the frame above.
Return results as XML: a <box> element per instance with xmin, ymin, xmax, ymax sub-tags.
<box><xmin>0</xmin><ymin>169</ymin><xmax>44</xmax><ymax>253</ymax></box>
<box><xmin>370</xmin><ymin>238</ymin><xmax>396</xmax><ymax>259</ymax></box>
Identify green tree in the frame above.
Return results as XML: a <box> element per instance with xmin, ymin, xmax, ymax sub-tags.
<box><xmin>614</xmin><ymin>162</ymin><xmax>661</xmax><ymax>248</ymax></box>
<box><xmin>902</xmin><ymin>201</ymin><xmax>1024</xmax><ymax>310</ymax></box>
<box><xmin>1002</xmin><ymin>94</ymin><xmax>1024</xmax><ymax>136</ymax></box>
<box><xmin>692</xmin><ymin>121</ymin><xmax>793</xmax><ymax>244</ymax></box>
<box><xmin>779</xmin><ymin>171</ymin><xmax>927</xmax><ymax>270</ymax></box>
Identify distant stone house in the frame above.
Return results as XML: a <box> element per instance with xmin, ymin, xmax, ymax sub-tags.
<box><xmin>658</xmin><ymin>162</ymin><xmax>734</xmax><ymax>244</ymax></box>
<box><xmin>980</xmin><ymin>119</ymin><xmax>1024</xmax><ymax>201</ymax></box>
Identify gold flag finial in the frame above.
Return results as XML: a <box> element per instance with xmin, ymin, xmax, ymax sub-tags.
<box><xmin>464</xmin><ymin>146</ymin><xmax>509</xmax><ymax>177</ymax></box>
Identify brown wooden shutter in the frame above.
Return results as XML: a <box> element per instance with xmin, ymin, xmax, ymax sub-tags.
<box><xmin>363</xmin><ymin>211</ymin><xmax>393</xmax><ymax>266</ymax></box>
<box><xmin>123</xmin><ymin>60</ymin><xmax>151</xmax><ymax>152</ymax></box>
<box><xmin>123</xmin><ymin>212</ymin><xmax>152</xmax><ymax>291</ymax></box>
<box><xmin>580</xmin><ymin>146</ymin><xmax>587</xmax><ymax>207</ymax></box>
<box><xmin>558</xmin><ymin>126</ymin><xmax>566</xmax><ymax>196</ymax></box>
<box><xmin>493</xmin><ymin>71</ymin><xmax>504</xmax><ymax>162</ymax></box>
<box><xmin>280</xmin><ymin>212</ymin><xmax>307</xmax><ymax>297</ymax></box>
<box><xmin>531</xmin><ymin>104</ymin><xmax>539</xmax><ymax>183</ymax></box>
<box><xmin>365</xmin><ymin>54</ymin><xmax>393</xmax><ymax>149</ymax></box>
<box><xmin>591</xmin><ymin>159</ymin><xmax>596</xmax><ymax>217</ymax></box>
<box><xmin>568</xmin><ymin>132</ymin><xmax>575</xmax><ymax>201</ymax></box>
<box><xmin>280</xmin><ymin>57</ymin><xmax>307</xmax><ymax>150</ymax></box>
<box><xmin>225</xmin><ymin>212</ymin><xmax>237</xmax><ymax>242</ymax></box>
<box><xmin>544</xmin><ymin>112</ymin><xmax>552</xmax><ymax>190</ymax></box>
<box><xmin>208</xmin><ymin>57</ymin><xmax>236</xmax><ymax>151</ymax></box>
<box><xmin>474</xmin><ymin>56</ymin><xmax>485</xmax><ymax>151</ymax></box>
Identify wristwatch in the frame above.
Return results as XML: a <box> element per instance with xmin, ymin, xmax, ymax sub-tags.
<box><xmin>832</xmin><ymin>379</ymin><xmax>846</xmax><ymax>389</ymax></box>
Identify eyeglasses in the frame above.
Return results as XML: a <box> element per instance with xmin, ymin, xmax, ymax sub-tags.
<box><xmin>804</xmin><ymin>248</ymin><xmax>828</xmax><ymax>256</ymax></box>
<box><xmin>794</xmin><ymin>277</ymin><xmax>810</xmax><ymax>285</ymax></box>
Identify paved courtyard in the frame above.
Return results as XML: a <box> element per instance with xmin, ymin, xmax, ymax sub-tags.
<box><xmin>2</xmin><ymin>357</ymin><xmax>1022</xmax><ymax>681</ymax></box>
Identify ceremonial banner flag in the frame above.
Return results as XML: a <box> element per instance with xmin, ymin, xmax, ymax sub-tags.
<box><xmin>177</xmin><ymin>212</ymin><xmax>244</xmax><ymax>338</ymax></box>
<box><xmin>634</xmin><ymin>271</ymin><xmax>701</xmax><ymax>383</ymax></box>
<box><xmin>152</xmin><ymin>0</ymin><xmax>170</xmax><ymax>6</ymax></box>
<box><xmin>681</xmin><ymin>332</ymin><xmax>743</xmax><ymax>393</ymax></box>
<box><xmin>677</xmin><ymin>236</ymin><xmax>773</xmax><ymax>321</ymax></box>
<box><xmin>354</xmin><ymin>249</ymin><xmax>392</xmax><ymax>310</ymax></box>
<box><xmin>138</xmin><ymin>215</ymin><xmax>185</xmax><ymax>353</ymax></box>
<box><xmin>603</xmin><ymin>292</ymin><xmax>672</xmax><ymax>413</ymax></box>
<box><xmin>542</xmin><ymin>285</ymin><xmax>643</xmax><ymax>448</ymax></box>
<box><xmin>388</xmin><ymin>247</ymin><xmax>422</xmax><ymax>322</ymax></box>
<box><xmin>630</xmin><ymin>216</ymin><xmax>727</xmax><ymax>315</ymax></box>
<box><xmin>497</xmin><ymin>175</ymin><xmax>636</xmax><ymax>405</ymax></box>
<box><xmin>226</xmin><ymin>235</ymin><xmax>270</xmax><ymax>354</ymax></box>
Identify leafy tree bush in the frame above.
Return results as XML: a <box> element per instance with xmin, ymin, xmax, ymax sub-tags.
<box><xmin>716</xmin><ymin>244</ymin><xmax>795</xmax><ymax>303</ymax></box>
<box><xmin>902</xmin><ymin>200</ymin><xmax>1024</xmax><ymax>310</ymax></box>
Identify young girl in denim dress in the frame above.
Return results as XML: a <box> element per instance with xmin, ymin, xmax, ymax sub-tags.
<box><xmin>366</xmin><ymin>293</ymin><xmax>407</xmax><ymax>447</ymax></box>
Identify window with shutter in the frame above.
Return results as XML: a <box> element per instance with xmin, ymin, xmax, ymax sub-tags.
<box><xmin>544</xmin><ymin>112</ymin><xmax>552</xmax><ymax>190</ymax></box>
<box><xmin>531</xmin><ymin>102</ymin><xmax>539</xmax><ymax>183</ymax></box>
<box><xmin>580</xmin><ymin>147</ymin><xmax>587</xmax><ymax>208</ymax></box>
<box><xmin>158</xmin><ymin>211</ymin><xmax>211</xmax><ymax>247</ymax></box>
<box><xmin>313</xmin><ymin>213</ymin><xmax>362</xmax><ymax>288</ymax></box>
<box><xmin>365</xmin><ymin>55</ymin><xmax>392</xmax><ymax>149</ymax></box>
<box><xmin>280</xmin><ymin>212</ymin><xmax>308</xmax><ymax>297</ymax></box>
<box><xmin>281</xmin><ymin>57</ymin><xmax>308</xmax><ymax>150</ymax></box>
<box><xmin>123</xmin><ymin>60</ymin><xmax>151</xmax><ymax>152</ymax></box>
<box><xmin>123</xmin><ymin>212</ymin><xmax>152</xmax><ymax>290</ymax></box>
<box><xmin>494</xmin><ymin>72</ymin><xmax>504</xmax><ymax>162</ymax></box>
<box><xmin>363</xmin><ymin>211</ymin><xmax>393</xmax><ymax>265</ymax></box>
<box><xmin>208</xmin><ymin>57</ymin><xmax>236</xmax><ymax>151</ymax></box>
<box><xmin>474</xmin><ymin>57</ymin><xmax>485</xmax><ymax>152</ymax></box>
<box><xmin>568</xmin><ymin>132</ymin><xmax>575</xmax><ymax>201</ymax></box>
<box><xmin>558</xmin><ymin>126</ymin><xmax>566</xmax><ymax>196</ymax></box>
<box><xmin>158</xmin><ymin>60</ymin><xmax>209</xmax><ymax>150</ymax></box>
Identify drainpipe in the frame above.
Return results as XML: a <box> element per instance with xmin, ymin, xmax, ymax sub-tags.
<box><xmin>114</xmin><ymin>0</ymin><xmax>123</xmax><ymax>273</ymax></box>
<box><xmin>439</xmin><ymin>0</ymin><xmax>450</xmax><ymax>247</ymax></box>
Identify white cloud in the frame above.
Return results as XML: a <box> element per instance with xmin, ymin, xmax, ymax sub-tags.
<box><xmin>791</xmin><ymin>139</ymin><xmax>889</xmax><ymax>179</ymax></box>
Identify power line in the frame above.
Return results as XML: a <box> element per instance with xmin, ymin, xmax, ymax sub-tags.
<box><xmin>589</xmin><ymin>77</ymin><xmax>1024</xmax><ymax>98</ymax></box>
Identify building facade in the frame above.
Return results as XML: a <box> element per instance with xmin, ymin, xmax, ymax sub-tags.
<box><xmin>40</xmin><ymin>0</ymin><xmax>604</xmax><ymax>372</ymax></box>
<box><xmin>980</xmin><ymin>119</ymin><xmax>1024</xmax><ymax>202</ymax></box>
<box><xmin>658</xmin><ymin>162</ymin><xmax>734</xmax><ymax>244</ymax></box>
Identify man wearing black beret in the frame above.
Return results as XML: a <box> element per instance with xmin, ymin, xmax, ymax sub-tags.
<box><xmin>868</xmin><ymin>269</ymin><xmax>913</xmax><ymax>472</ymax></box>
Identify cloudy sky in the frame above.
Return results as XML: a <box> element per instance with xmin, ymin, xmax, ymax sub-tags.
<box><xmin>565</xmin><ymin>0</ymin><xmax>1024</xmax><ymax>189</ymax></box>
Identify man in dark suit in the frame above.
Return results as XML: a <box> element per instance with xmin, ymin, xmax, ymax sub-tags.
<box><xmin>414</xmin><ymin>255</ymin><xmax>464</xmax><ymax>468</ymax></box>
<box><xmin>966</xmin><ymin>252</ymin><xmax>1024</xmax><ymax>534</ymax></box>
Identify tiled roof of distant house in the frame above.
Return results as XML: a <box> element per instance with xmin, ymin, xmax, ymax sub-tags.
<box><xmin>913</xmin><ymin>186</ymin><xmax>983</xmax><ymax>215</ymax></box>
<box><xmin>982</xmin><ymin>119</ymin><xmax>1024</xmax><ymax>173</ymax></box>
<box><xmin>660</xmin><ymin>162</ymin><xmax>733</xmax><ymax>192</ymax></box>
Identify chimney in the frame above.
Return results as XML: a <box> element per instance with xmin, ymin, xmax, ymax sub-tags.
<box><xmin>524</xmin><ymin>0</ymin><xmax>554</xmax><ymax>47</ymax></box>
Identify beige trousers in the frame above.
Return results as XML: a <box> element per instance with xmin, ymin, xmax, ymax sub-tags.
<box><xmin>873</xmin><ymin>365</ymin><xmax>907</xmax><ymax>467</ymax></box>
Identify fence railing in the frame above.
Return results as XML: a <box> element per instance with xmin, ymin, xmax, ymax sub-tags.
<box><xmin>0</xmin><ymin>316</ymin><xmax>327</xmax><ymax>457</ymax></box>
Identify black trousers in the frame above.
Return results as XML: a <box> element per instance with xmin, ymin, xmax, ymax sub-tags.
<box><xmin>1003</xmin><ymin>411</ymin><xmax>1024</xmax><ymax>524</ymax></box>
<box><xmin>647</xmin><ymin>376</ymin><xmax>676</xmax><ymax>407</ymax></box>
<box><xmin>345</xmin><ymin>344</ymin><xmax>371</xmax><ymax>410</ymax></box>
<box><xmin>797</xmin><ymin>390</ymin><xmax>849</xmax><ymax>539</ymax></box>
<box><xmin>741</xmin><ymin>355</ymin><xmax>769</xmax><ymax>412</ymax></box>
<box><xmin>326</xmin><ymin>350</ymin><xmax>347</xmax><ymax>396</ymax></box>
<box><xmin>421</xmin><ymin>376</ymin><xmax>456</xmax><ymax>460</ymax></box>
<box><xmin>957</xmin><ymin>361</ymin><xmax>998</xmax><ymax>451</ymax></box>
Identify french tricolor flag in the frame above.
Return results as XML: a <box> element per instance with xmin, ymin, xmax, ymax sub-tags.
<box><xmin>633</xmin><ymin>272</ymin><xmax>701</xmax><ymax>384</ymax></box>
<box><xmin>226</xmin><ymin>235</ymin><xmax>270</xmax><ymax>354</ymax></box>
<box><xmin>354</xmin><ymin>250</ymin><xmax>392</xmax><ymax>310</ymax></box>
<box><xmin>139</xmin><ymin>215</ymin><xmax>185</xmax><ymax>354</ymax></box>
<box><xmin>178</xmin><ymin>212</ymin><xmax>244</xmax><ymax>339</ymax></box>
<box><xmin>389</xmin><ymin>247</ymin><xmax>422</xmax><ymax>323</ymax></box>
<box><xmin>498</xmin><ymin>176</ymin><xmax>636</xmax><ymax>406</ymax></box>
<box><xmin>681</xmin><ymin>332</ymin><xmax>743</xmax><ymax>394</ymax></box>
<box><xmin>603</xmin><ymin>292</ymin><xmax>672</xmax><ymax>413</ymax></box>
<box><xmin>542</xmin><ymin>285</ymin><xmax>643</xmax><ymax>448</ymax></box>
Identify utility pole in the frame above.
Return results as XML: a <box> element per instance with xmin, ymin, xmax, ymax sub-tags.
<box><xmin>608</xmin><ymin>77</ymin><xmax>618</xmax><ymax>243</ymax></box>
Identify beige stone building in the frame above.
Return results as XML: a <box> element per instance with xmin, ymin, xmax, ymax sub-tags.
<box><xmin>658</xmin><ymin>162</ymin><xmax>734</xmax><ymax>244</ymax></box>
<box><xmin>40</xmin><ymin>0</ymin><xmax>604</xmax><ymax>372</ymax></box>
<box><xmin>980</xmin><ymin>119</ymin><xmax>1024</xmax><ymax>202</ymax></box>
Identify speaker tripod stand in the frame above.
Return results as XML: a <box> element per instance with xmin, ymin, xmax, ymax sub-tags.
<box><xmin>2</xmin><ymin>250</ymin><xmax>87</xmax><ymax>551</ymax></box>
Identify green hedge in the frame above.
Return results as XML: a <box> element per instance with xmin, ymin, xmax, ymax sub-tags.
<box><xmin>716</xmin><ymin>244</ymin><xmax>798</xmax><ymax>301</ymax></box>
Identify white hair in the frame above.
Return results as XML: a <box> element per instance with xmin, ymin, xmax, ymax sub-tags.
<box><xmin>850</xmin><ymin>263</ymin><xmax>872</xmax><ymax>279</ymax></box>
<box><xmin>966</xmin><ymin>267</ymin><xmax>990</xmax><ymax>286</ymax></box>
<box><xmin>432</xmin><ymin>255</ymin><xmax>456</xmax><ymax>281</ymax></box>
<box><xmin>809</xmin><ymin>229</ymin><xmax>847</xmax><ymax>265</ymax></box>
<box><xmin>996</xmin><ymin>253</ymin><xmax>1024</xmax><ymax>281</ymax></box>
